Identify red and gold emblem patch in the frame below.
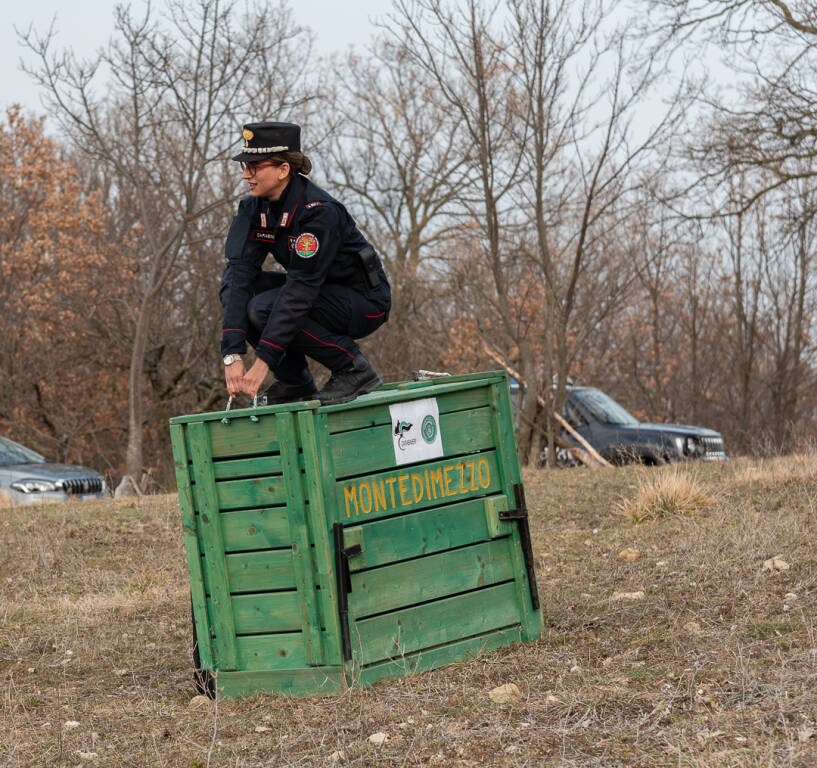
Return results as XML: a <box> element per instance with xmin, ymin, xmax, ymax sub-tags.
<box><xmin>294</xmin><ymin>233</ymin><xmax>319</xmax><ymax>259</ymax></box>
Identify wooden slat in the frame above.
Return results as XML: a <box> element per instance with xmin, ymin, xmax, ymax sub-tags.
<box><xmin>349</xmin><ymin>539</ymin><xmax>514</xmax><ymax>619</ymax></box>
<box><xmin>299</xmin><ymin>409</ymin><xmax>345</xmax><ymax>664</ymax></box>
<box><xmin>488</xmin><ymin>382</ymin><xmax>541</xmax><ymax>642</ymax></box>
<box><xmin>373</xmin><ymin>370</ymin><xmax>505</xmax><ymax>391</ymax></box>
<box><xmin>236</xmin><ymin>632</ymin><xmax>308</xmax><ymax>671</ymax></box>
<box><xmin>224</xmin><ymin>549</ymin><xmax>295</xmax><ymax>593</ymax></box>
<box><xmin>218</xmin><ymin>667</ymin><xmax>346</xmax><ymax>698</ymax></box>
<box><xmin>227</xmin><ymin>592</ymin><xmax>301</xmax><ymax>635</ymax></box>
<box><xmin>336</xmin><ymin>450</ymin><xmax>501</xmax><ymax>524</ymax></box>
<box><xmin>188</xmin><ymin>421</ymin><xmax>238</xmax><ymax>669</ymax></box>
<box><xmin>278</xmin><ymin>411</ymin><xmax>324</xmax><ymax>665</ymax></box>
<box><xmin>319</xmin><ymin>376</ymin><xmax>503</xmax><ymax>417</ymax></box>
<box><xmin>212</xmin><ymin>454</ymin><xmax>283</xmax><ymax>481</ymax></box>
<box><xmin>343</xmin><ymin>496</ymin><xmax>507</xmax><ymax>572</ymax></box>
<box><xmin>219</xmin><ymin>507</ymin><xmax>291</xmax><ymax>552</ymax></box>
<box><xmin>326</xmin><ymin>386</ymin><xmax>492</xmax><ymax>434</ymax></box>
<box><xmin>170</xmin><ymin>424</ymin><xmax>212</xmax><ymax>670</ymax></box>
<box><xmin>168</xmin><ymin>398</ymin><xmax>316</xmax><ymax>426</ymax></box>
<box><xmin>355</xmin><ymin>625</ymin><xmax>523</xmax><ymax>689</ymax></box>
<box><xmin>209</xmin><ymin>415</ymin><xmax>280</xmax><ymax>459</ymax></box>
<box><xmin>216</xmin><ymin>476</ymin><xmax>287</xmax><ymax>510</ymax></box>
<box><xmin>331</xmin><ymin>406</ymin><xmax>495</xmax><ymax>478</ymax></box>
<box><xmin>353</xmin><ymin>581</ymin><xmax>520</xmax><ymax>666</ymax></box>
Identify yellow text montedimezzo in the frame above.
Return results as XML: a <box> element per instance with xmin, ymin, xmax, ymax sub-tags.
<box><xmin>343</xmin><ymin>458</ymin><xmax>492</xmax><ymax>518</ymax></box>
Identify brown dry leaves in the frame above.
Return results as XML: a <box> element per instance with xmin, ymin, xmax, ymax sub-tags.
<box><xmin>0</xmin><ymin>106</ymin><xmax>132</xmax><ymax>470</ymax></box>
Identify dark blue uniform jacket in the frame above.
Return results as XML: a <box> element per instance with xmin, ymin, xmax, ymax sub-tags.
<box><xmin>220</xmin><ymin>174</ymin><xmax>389</xmax><ymax>367</ymax></box>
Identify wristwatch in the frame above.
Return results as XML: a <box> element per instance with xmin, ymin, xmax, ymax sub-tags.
<box><xmin>223</xmin><ymin>354</ymin><xmax>243</xmax><ymax>366</ymax></box>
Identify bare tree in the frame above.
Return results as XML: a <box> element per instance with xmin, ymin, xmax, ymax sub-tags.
<box><xmin>760</xmin><ymin>181</ymin><xmax>817</xmax><ymax>448</ymax></box>
<box><xmin>319</xmin><ymin>39</ymin><xmax>474</xmax><ymax>375</ymax></box>
<box><xmin>648</xmin><ymin>0</ymin><xmax>817</xmax><ymax>212</ymax></box>
<box><xmin>507</xmin><ymin>1</ymin><xmax>684</xmax><ymax>463</ymax></box>
<box><xmin>21</xmin><ymin>0</ymin><xmax>316</xmax><ymax>484</ymax></box>
<box><xmin>373</xmin><ymin>0</ymin><xmax>683</xmax><ymax>464</ymax></box>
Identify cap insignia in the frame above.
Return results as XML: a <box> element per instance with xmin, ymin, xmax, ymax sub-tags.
<box><xmin>243</xmin><ymin>128</ymin><xmax>254</xmax><ymax>147</ymax></box>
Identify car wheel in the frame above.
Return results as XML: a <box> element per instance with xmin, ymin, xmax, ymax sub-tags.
<box><xmin>538</xmin><ymin>444</ymin><xmax>579</xmax><ymax>469</ymax></box>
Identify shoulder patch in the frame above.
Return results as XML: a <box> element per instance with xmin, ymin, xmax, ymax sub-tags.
<box><xmin>294</xmin><ymin>233</ymin><xmax>319</xmax><ymax>259</ymax></box>
<box><xmin>305</xmin><ymin>201</ymin><xmax>322</xmax><ymax>209</ymax></box>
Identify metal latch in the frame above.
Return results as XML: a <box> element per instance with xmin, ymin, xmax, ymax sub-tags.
<box><xmin>333</xmin><ymin>524</ymin><xmax>361</xmax><ymax>661</ymax></box>
<box><xmin>500</xmin><ymin>484</ymin><xmax>540</xmax><ymax>610</ymax></box>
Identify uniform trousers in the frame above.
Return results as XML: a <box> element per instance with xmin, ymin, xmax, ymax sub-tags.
<box><xmin>246</xmin><ymin>271</ymin><xmax>389</xmax><ymax>379</ymax></box>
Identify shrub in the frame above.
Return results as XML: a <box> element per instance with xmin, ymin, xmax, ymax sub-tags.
<box><xmin>617</xmin><ymin>467</ymin><xmax>715</xmax><ymax>522</ymax></box>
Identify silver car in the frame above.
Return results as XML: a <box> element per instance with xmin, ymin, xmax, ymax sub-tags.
<box><xmin>0</xmin><ymin>436</ymin><xmax>107</xmax><ymax>506</ymax></box>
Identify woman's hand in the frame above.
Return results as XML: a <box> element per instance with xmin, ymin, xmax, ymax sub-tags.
<box><xmin>225</xmin><ymin>359</ymin><xmax>246</xmax><ymax>397</ymax></box>
<box><xmin>241</xmin><ymin>359</ymin><xmax>270</xmax><ymax>398</ymax></box>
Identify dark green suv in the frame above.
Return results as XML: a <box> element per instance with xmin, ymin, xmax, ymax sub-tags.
<box><xmin>560</xmin><ymin>387</ymin><xmax>727</xmax><ymax>464</ymax></box>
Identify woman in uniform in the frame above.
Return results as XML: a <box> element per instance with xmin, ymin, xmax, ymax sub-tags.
<box><xmin>220</xmin><ymin>121</ymin><xmax>390</xmax><ymax>405</ymax></box>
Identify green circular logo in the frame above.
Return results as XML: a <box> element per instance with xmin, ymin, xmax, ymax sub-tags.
<box><xmin>421</xmin><ymin>414</ymin><xmax>437</xmax><ymax>444</ymax></box>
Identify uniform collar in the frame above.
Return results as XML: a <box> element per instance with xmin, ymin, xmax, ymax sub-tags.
<box><xmin>275</xmin><ymin>175</ymin><xmax>306</xmax><ymax>228</ymax></box>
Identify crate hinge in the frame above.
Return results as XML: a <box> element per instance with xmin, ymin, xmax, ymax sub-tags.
<box><xmin>333</xmin><ymin>523</ymin><xmax>361</xmax><ymax>661</ymax></box>
<box><xmin>499</xmin><ymin>483</ymin><xmax>540</xmax><ymax>610</ymax></box>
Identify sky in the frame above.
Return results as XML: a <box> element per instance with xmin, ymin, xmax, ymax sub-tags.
<box><xmin>1</xmin><ymin>0</ymin><xmax>385</xmax><ymax>115</ymax></box>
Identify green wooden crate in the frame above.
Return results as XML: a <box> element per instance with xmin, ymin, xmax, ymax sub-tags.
<box><xmin>169</xmin><ymin>371</ymin><xmax>542</xmax><ymax>698</ymax></box>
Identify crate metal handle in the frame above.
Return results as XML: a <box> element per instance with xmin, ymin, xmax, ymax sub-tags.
<box><xmin>221</xmin><ymin>394</ymin><xmax>260</xmax><ymax>425</ymax></box>
<box><xmin>221</xmin><ymin>396</ymin><xmax>234</xmax><ymax>425</ymax></box>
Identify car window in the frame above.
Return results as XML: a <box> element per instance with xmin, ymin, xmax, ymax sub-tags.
<box><xmin>0</xmin><ymin>437</ymin><xmax>46</xmax><ymax>466</ymax></box>
<box><xmin>564</xmin><ymin>400</ymin><xmax>588</xmax><ymax>428</ymax></box>
<box><xmin>573</xmin><ymin>389</ymin><xmax>638</xmax><ymax>425</ymax></box>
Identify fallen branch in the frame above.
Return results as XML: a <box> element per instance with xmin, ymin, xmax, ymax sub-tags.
<box><xmin>552</xmin><ymin>411</ymin><xmax>613</xmax><ymax>468</ymax></box>
<box><xmin>482</xmin><ymin>343</ymin><xmax>612</xmax><ymax>468</ymax></box>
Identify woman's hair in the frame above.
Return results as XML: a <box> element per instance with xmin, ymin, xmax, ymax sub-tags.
<box><xmin>270</xmin><ymin>150</ymin><xmax>312</xmax><ymax>177</ymax></box>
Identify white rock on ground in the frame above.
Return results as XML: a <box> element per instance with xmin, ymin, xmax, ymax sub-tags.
<box><xmin>489</xmin><ymin>683</ymin><xmax>522</xmax><ymax>704</ymax></box>
<box><xmin>367</xmin><ymin>732</ymin><xmax>388</xmax><ymax>745</ymax></box>
<box><xmin>611</xmin><ymin>590</ymin><xmax>645</xmax><ymax>601</ymax></box>
<box><xmin>763</xmin><ymin>556</ymin><xmax>790</xmax><ymax>572</ymax></box>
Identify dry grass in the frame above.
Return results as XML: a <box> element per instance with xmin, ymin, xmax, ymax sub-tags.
<box><xmin>732</xmin><ymin>454</ymin><xmax>817</xmax><ymax>486</ymax></box>
<box><xmin>617</xmin><ymin>465</ymin><xmax>716</xmax><ymax>522</ymax></box>
<box><xmin>2</xmin><ymin>459</ymin><xmax>817</xmax><ymax>766</ymax></box>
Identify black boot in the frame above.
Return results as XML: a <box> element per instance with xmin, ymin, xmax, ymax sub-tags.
<box><xmin>260</xmin><ymin>370</ymin><xmax>317</xmax><ymax>405</ymax></box>
<box><xmin>316</xmin><ymin>354</ymin><xmax>382</xmax><ymax>405</ymax></box>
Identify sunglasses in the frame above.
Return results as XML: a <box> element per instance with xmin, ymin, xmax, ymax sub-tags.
<box><xmin>239</xmin><ymin>160</ymin><xmax>285</xmax><ymax>176</ymax></box>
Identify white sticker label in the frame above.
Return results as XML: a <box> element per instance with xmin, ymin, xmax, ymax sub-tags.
<box><xmin>389</xmin><ymin>397</ymin><xmax>444</xmax><ymax>466</ymax></box>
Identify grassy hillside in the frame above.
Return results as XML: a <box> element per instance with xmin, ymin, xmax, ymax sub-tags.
<box><xmin>1</xmin><ymin>457</ymin><xmax>816</xmax><ymax>767</ymax></box>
